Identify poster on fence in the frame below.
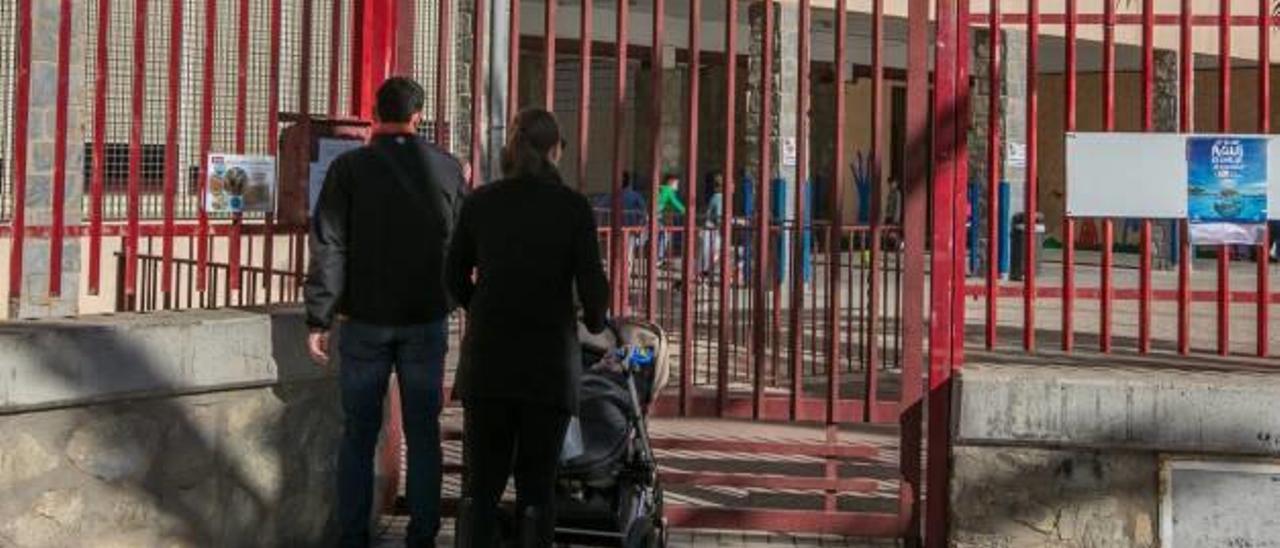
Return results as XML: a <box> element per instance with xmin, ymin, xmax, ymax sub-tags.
<box><xmin>205</xmin><ymin>154</ymin><xmax>277</xmax><ymax>214</ymax></box>
<box><xmin>1186</xmin><ymin>137</ymin><xmax>1269</xmax><ymax>245</ymax></box>
<box><xmin>309</xmin><ymin>138</ymin><xmax>363</xmax><ymax>215</ymax></box>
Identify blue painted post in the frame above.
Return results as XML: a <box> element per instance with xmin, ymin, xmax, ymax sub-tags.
<box><xmin>803</xmin><ymin>179</ymin><xmax>813</xmax><ymax>283</ymax></box>
<box><xmin>968</xmin><ymin>178</ymin><xmax>981</xmax><ymax>275</ymax></box>
<box><xmin>742</xmin><ymin>173</ymin><xmax>755</xmax><ymax>284</ymax></box>
<box><xmin>998</xmin><ymin>181</ymin><xmax>1011</xmax><ymax>277</ymax></box>
<box><xmin>773</xmin><ymin>177</ymin><xmax>787</xmax><ymax>285</ymax></box>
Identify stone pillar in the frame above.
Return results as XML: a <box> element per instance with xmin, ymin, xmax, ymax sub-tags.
<box><xmin>11</xmin><ymin>0</ymin><xmax>86</xmax><ymax>319</ymax></box>
<box><xmin>1001</xmin><ymin>31</ymin><xmax>1028</xmax><ymax>218</ymax></box>
<box><xmin>742</xmin><ymin>1</ymin><xmax>780</xmax><ymax>182</ymax></box>
<box><xmin>1153</xmin><ymin>48</ymin><xmax>1179</xmax><ymax>269</ymax></box>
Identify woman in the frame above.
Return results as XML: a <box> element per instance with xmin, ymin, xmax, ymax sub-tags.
<box><xmin>447</xmin><ymin>108</ymin><xmax>610</xmax><ymax>548</ymax></box>
<box><xmin>700</xmin><ymin>171</ymin><xmax>725</xmax><ymax>278</ymax></box>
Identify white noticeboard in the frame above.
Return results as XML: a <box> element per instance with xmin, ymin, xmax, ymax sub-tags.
<box><xmin>309</xmin><ymin>138</ymin><xmax>363</xmax><ymax>215</ymax></box>
<box><xmin>1066</xmin><ymin>132</ymin><xmax>1280</xmax><ymax>221</ymax></box>
<box><xmin>1160</xmin><ymin>458</ymin><xmax>1280</xmax><ymax>547</ymax></box>
<box><xmin>205</xmin><ymin>154</ymin><xmax>277</xmax><ymax>214</ymax></box>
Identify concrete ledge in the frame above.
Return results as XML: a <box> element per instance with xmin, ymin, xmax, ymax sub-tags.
<box><xmin>0</xmin><ymin>307</ymin><xmax>324</xmax><ymax>414</ymax></box>
<box><xmin>955</xmin><ymin>363</ymin><xmax>1280</xmax><ymax>456</ymax></box>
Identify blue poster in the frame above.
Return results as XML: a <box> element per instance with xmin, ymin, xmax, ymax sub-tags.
<box><xmin>1187</xmin><ymin>137</ymin><xmax>1269</xmax><ymax>244</ymax></box>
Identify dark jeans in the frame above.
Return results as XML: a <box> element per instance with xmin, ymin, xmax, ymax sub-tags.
<box><xmin>460</xmin><ymin>399</ymin><xmax>570</xmax><ymax>548</ymax></box>
<box><xmin>338</xmin><ymin>320</ymin><xmax>448</xmax><ymax>548</ymax></box>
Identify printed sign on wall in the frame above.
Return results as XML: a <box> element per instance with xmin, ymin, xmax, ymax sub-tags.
<box><xmin>205</xmin><ymin>154</ymin><xmax>277</xmax><ymax>214</ymax></box>
<box><xmin>1187</xmin><ymin>137</ymin><xmax>1269</xmax><ymax>245</ymax></box>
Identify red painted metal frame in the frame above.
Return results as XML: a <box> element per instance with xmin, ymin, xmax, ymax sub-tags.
<box><xmin>197</xmin><ymin>0</ymin><xmax>217</xmax><ymax>293</ymax></box>
<box><xmin>576</xmin><ymin>0</ymin><xmax>592</xmax><ymax>193</ymax></box>
<box><xmin>48</xmin><ymin>0</ymin><xmax>74</xmax><ymax>298</ymax></box>
<box><xmin>900</xmin><ymin>0</ymin><xmax>928</xmax><ymax>542</ymax></box>
<box><xmin>646</xmin><ymin>0</ymin><xmax>663</xmax><ymax>324</ymax></box>
<box><xmin>1100</xmin><ymin>0</ymin><xmax>1116</xmax><ymax>353</ymax></box>
<box><xmin>1218</xmin><ymin>0</ymin><xmax>1232</xmax><ymax>357</ymax></box>
<box><xmin>330</xmin><ymin>0</ymin><xmax>344</xmax><ymax>116</ymax></box>
<box><xmin>508</xmin><ymin>0</ymin><xmax>521</xmax><ymax>122</ymax></box>
<box><xmin>865</xmin><ymin>0</ymin><xmax>885</xmax><ymax>422</ymax></box>
<box><xmin>662</xmin><ymin>507</ymin><xmax>899</xmax><ymax>539</ymax></box>
<box><xmin>789</xmin><ymin>0</ymin><xmax>811</xmax><ymax>422</ymax></box>
<box><xmin>435</xmin><ymin>0</ymin><xmax>451</xmax><ymax>148</ymax></box>
<box><xmin>7</xmin><ymin>0</ymin><xmax>31</xmax><ymax>310</ymax></box>
<box><xmin>88</xmin><ymin>0</ymin><xmax>109</xmax><ymax>296</ymax></box>
<box><xmin>1138</xmin><ymin>0</ymin><xmax>1155</xmax><ymax>354</ymax></box>
<box><xmin>927</xmin><ymin>0</ymin><xmax>959</xmax><ymax>541</ymax></box>
<box><xmin>162</xmin><ymin>0</ymin><xmax>185</xmax><ymax>300</ymax></box>
<box><xmin>679</xmin><ymin>0</ymin><xmax>700</xmax><ymax>418</ymax></box>
<box><xmin>716</xmin><ymin>0</ymin><xmax>736</xmax><ymax>417</ymax></box>
<box><xmin>1258</xmin><ymin>0</ymin><xmax>1271</xmax><ymax>358</ymax></box>
<box><xmin>1022</xmin><ymin>0</ymin><xmax>1038</xmax><ymax>352</ymax></box>
<box><xmin>1061</xmin><ymin>0</ymin><xmax>1075</xmax><ymax>352</ymax></box>
<box><xmin>543</xmin><ymin>0</ymin><xmax>555</xmax><ymax>110</ymax></box>
<box><xmin>753</xmin><ymin>0</ymin><xmax>773</xmax><ymax>421</ymax></box>
<box><xmin>264</xmin><ymin>0</ymin><xmax>283</xmax><ymax>301</ymax></box>
<box><xmin>608</xmin><ymin>0</ymin><xmax>628</xmax><ymax>330</ymax></box>
<box><xmin>469</xmin><ymin>0</ymin><xmax>485</xmax><ymax>187</ymax></box>
<box><xmin>1178</xmin><ymin>0</ymin><xmax>1193</xmax><ymax>355</ymax></box>
<box><xmin>125</xmin><ymin>0</ymin><xmax>149</xmax><ymax>303</ymax></box>
<box><xmin>985</xmin><ymin>0</ymin><xmax>1001</xmax><ymax>350</ymax></box>
<box><xmin>231</xmin><ymin>0</ymin><xmax>253</xmax><ymax>293</ymax></box>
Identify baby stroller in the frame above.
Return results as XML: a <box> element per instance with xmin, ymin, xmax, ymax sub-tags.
<box><xmin>552</xmin><ymin>318</ymin><xmax>671</xmax><ymax>547</ymax></box>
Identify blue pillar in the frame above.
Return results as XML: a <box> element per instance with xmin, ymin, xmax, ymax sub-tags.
<box><xmin>998</xmin><ymin>181</ymin><xmax>1011</xmax><ymax>276</ymax></box>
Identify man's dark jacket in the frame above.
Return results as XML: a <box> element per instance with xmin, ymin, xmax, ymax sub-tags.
<box><xmin>305</xmin><ymin>133</ymin><xmax>466</xmax><ymax>329</ymax></box>
<box><xmin>445</xmin><ymin>175</ymin><xmax>610</xmax><ymax>413</ymax></box>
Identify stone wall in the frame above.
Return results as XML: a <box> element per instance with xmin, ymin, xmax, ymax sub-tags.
<box><xmin>0</xmin><ymin>383</ymin><xmax>341</xmax><ymax>548</ymax></box>
<box><xmin>952</xmin><ymin>447</ymin><xmax>1157</xmax><ymax>548</ymax></box>
<box><xmin>0</xmin><ymin>307</ymin><xmax>344</xmax><ymax>547</ymax></box>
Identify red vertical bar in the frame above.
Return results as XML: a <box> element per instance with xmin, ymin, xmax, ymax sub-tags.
<box><xmin>1062</xmin><ymin>0</ymin><xmax>1076</xmax><ymax>352</ymax></box>
<box><xmin>826</xmin><ymin>0</ymin><xmax>848</xmax><ymax>427</ymax></box>
<box><xmin>1258</xmin><ymin>0</ymin><xmax>1271</xmax><ymax>358</ymax></box>
<box><xmin>609</xmin><ymin>0</ymin><xmax>628</xmax><ymax>324</ymax></box>
<box><xmin>576</xmin><ymin>0</ymin><xmax>591</xmax><ymax>192</ymax></box>
<box><xmin>900</xmin><ymin>0</ymin><xmax>928</xmax><ymax>541</ymax></box>
<box><xmin>507</xmin><ymin>0</ymin><xmax>521</xmax><ymax>120</ymax></box>
<box><xmin>927</xmin><ymin>0</ymin><xmax>958</xmax><ymax>540</ymax></box>
<box><xmin>753</xmin><ymin>0</ymin><xmax>775</xmax><ymax>421</ymax></box>
<box><xmin>863</xmin><ymin>0</ymin><xmax>884</xmax><ymax>422</ymax></box>
<box><xmin>716</xmin><ymin>0</ymin><xmax>736</xmax><ymax>417</ymax></box>
<box><xmin>125</xmin><ymin>0</ymin><xmax>148</xmax><ymax>302</ymax></box>
<box><xmin>1218</xmin><ymin>0</ymin><xmax>1231</xmax><ymax>356</ymax></box>
<box><xmin>1100</xmin><ymin>0</ymin><xmax>1116</xmax><ymax>353</ymax></box>
<box><xmin>330</xmin><ymin>0</ymin><xmax>343</xmax><ymax>116</ymax></box>
<box><xmin>435</xmin><ymin>0</ymin><xmax>451</xmax><ymax>148</ymax></box>
<box><xmin>1022</xmin><ymin>0</ymin><xmax>1038</xmax><ymax>352</ymax></box>
<box><xmin>953</xmin><ymin>0</ymin><xmax>970</xmax><ymax>368</ymax></box>
<box><xmin>162</xmin><ymin>0</ymin><xmax>184</xmax><ymax>298</ymax></box>
<box><xmin>198</xmin><ymin>0</ymin><xmax>216</xmax><ymax>292</ymax></box>
<box><xmin>351</xmin><ymin>0</ymin><xmax>369</xmax><ymax>118</ymax></box>
<box><xmin>298</xmin><ymin>0</ymin><xmax>314</xmax><ymax>298</ymax></box>
<box><xmin>7</xmin><ymin>0</ymin><xmax>30</xmax><ymax>310</ymax></box>
<box><xmin>985</xmin><ymin>0</ymin><xmax>1001</xmax><ymax>349</ymax></box>
<box><xmin>394</xmin><ymin>0</ymin><xmax>414</xmax><ymax>76</ymax></box>
<box><xmin>679</xmin><ymin>0</ymin><xmax>701</xmax><ymax>418</ymax></box>
<box><xmin>230</xmin><ymin>0</ymin><xmax>251</xmax><ymax>292</ymax></box>
<box><xmin>789</xmin><ymin>0</ymin><xmax>811</xmax><ymax>421</ymax></box>
<box><xmin>264</xmin><ymin>0</ymin><xmax>282</xmax><ymax>301</ymax></box>
<box><xmin>647</xmin><ymin>0</ymin><xmax>664</xmax><ymax>323</ymax></box>
<box><xmin>48</xmin><ymin>0</ymin><xmax>74</xmax><ymax>298</ymax></box>
<box><xmin>543</xmin><ymin>0</ymin><xmax>556</xmax><ymax>110</ymax></box>
<box><xmin>1138</xmin><ymin>0</ymin><xmax>1154</xmax><ymax>354</ymax></box>
<box><xmin>469</xmin><ymin>0</ymin><xmax>485</xmax><ymax>186</ymax></box>
<box><xmin>1178</xmin><ymin>0</ymin><xmax>1192</xmax><ymax>355</ymax></box>
<box><xmin>88</xmin><ymin>0</ymin><xmax>109</xmax><ymax>296</ymax></box>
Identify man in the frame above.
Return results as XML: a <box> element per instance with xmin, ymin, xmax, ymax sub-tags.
<box><xmin>305</xmin><ymin>77</ymin><xmax>466</xmax><ymax>548</ymax></box>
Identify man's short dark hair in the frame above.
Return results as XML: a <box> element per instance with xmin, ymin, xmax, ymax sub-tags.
<box><xmin>376</xmin><ymin>77</ymin><xmax>425</xmax><ymax>123</ymax></box>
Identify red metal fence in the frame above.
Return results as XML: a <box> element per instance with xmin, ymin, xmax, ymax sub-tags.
<box><xmin>7</xmin><ymin>0</ymin><xmax>1278</xmax><ymax>545</ymax></box>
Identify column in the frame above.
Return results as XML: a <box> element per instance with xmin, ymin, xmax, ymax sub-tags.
<box><xmin>11</xmin><ymin>0</ymin><xmax>86</xmax><ymax>319</ymax></box>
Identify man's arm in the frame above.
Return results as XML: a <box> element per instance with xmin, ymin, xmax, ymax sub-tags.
<box><xmin>304</xmin><ymin>157</ymin><xmax>351</xmax><ymax>331</ymax></box>
<box><xmin>574</xmin><ymin>196</ymin><xmax>611</xmax><ymax>334</ymax></box>
<box><xmin>445</xmin><ymin>198</ymin><xmax>477</xmax><ymax>310</ymax></box>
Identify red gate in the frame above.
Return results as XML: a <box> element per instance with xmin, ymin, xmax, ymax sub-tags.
<box><xmin>0</xmin><ymin>0</ymin><xmax>1049</xmax><ymax>545</ymax></box>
